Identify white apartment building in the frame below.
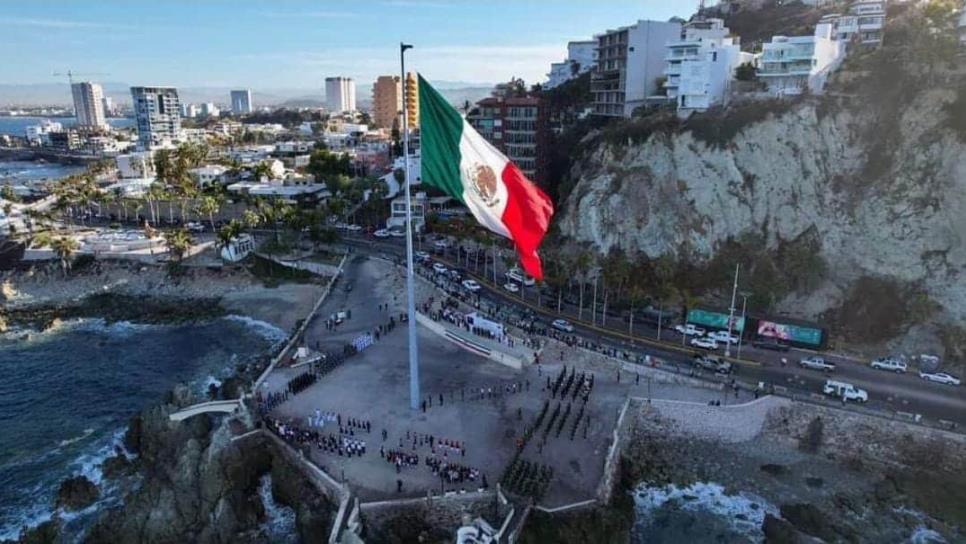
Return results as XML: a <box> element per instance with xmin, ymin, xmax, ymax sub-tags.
<box><xmin>131</xmin><ymin>86</ymin><xmax>181</xmax><ymax>149</ymax></box>
<box><xmin>758</xmin><ymin>22</ymin><xmax>845</xmax><ymax>96</ymax></box>
<box><xmin>24</xmin><ymin>120</ymin><xmax>63</xmax><ymax>145</ymax></box>
<box><xmin>201</xmin><ymin>102</ymin><xmax>220</xmax><ymax>117</ymax></box>
<box><xmin>825</xmin><ymin>1</ymin><xmax>885</xmax><ymax>49</ymax></box>
<box><xmin>325</xmin><ymin>77</ymin><xmax>356</xmax><ymax>113</ymax></box>
<box><xmin>592</xmin><ymin>20</ymin><xmax>682</xmax><ymax>116</ymax></box>
<box><xmin>660</xmin><ymin>18</ymin><xmax>749</xmax><ymax>115</ymax></box>
<box><xmin>230</xmin><ymin>89</ymin><xmax>253</xmax><ymax>114</ymax></box>
<box><xmin>546</xmin><ymin>40</ymin><xmax>597</xmax><ymax>90</ymax></box>
<box><xmin>116</xmin><ymin>151</ymin><xmax>156</xmax><ymax>179</ymax></box>
<box><xmin>189</xmin><ymin>165</ymin><xmax>229</xmax><ymax>187</ymax></box>
<box><xmin>71</xmin><ymin>82</ymin><xmax>108</xmax><ymax>130</ymax></box>
<box><xmin>181</xmin><ymin>103</ymin><xmax>199</xmax><ymax>118</ymax></box>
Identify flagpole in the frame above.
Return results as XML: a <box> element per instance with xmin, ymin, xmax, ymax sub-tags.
<box><xmin>400</xmin><ymin>42</ymin><xmax>420</xmax><ymax>411</ymax></box>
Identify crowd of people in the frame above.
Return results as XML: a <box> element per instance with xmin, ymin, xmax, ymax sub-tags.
<box><xmin>287</xmin><ymin>371</ymin><xmax>318</xmax><ymax>395</ymax></box>
<box><xmin>426</xmin><ymin>456</ymin><xmax>484</xmax><ymax>485</ymax></box>
<box><xmin>382</xmin><ymin>449</ymin><xmax>420</xmax><ymax>473</ymax></box>
<box><xmin>255</xmin><ymin>390</ymin><xmax>289</xmax><ymax>416</ymax></box>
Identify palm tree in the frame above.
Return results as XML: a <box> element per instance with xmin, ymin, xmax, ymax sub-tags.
<box><xmin>216</xmin><ymin>220</ymin><xmax>241</xmax><ymax>254</ymax></box>
<box><xmin>252</xmin><ymin>161</ymin><xmax>273</xmax><ymax>182</ymax></box>
<box><xmin>34</xmin><ymin>233</ymin><xmax>79</xmax><ymax>277</ymax></box>
<box><xmin>574</xmin><ymin>252</ymin><xmax>592</xmax><ymax>321</ymax></box>
<box><xmin>241</xmin><ymin>208</ymin><xmax>261</xmax><ymax>231</ymax></box>
<box><xmin>197</xmin><ymin>195</ymin><xmax>221</xmax><ymax>231</ymax></box>
<box><xmin>164</xmin><ymin>228</ymin><xmax>193</xmax><ymax>262</ymax></box>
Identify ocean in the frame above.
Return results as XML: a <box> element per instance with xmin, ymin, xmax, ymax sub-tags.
<box><xmin>0</xmin><ymin>159</ymin><xmax>86</xmax><ymax>186</ymax></box>
<box><xmin>0</xmin><ymin>116</ymin><xmax>134</xmax><ymax>138</ymax></box>
<box><xmin>0</xmin><ymin>316</ymin><xmax>286</xmax><ymax>541</ymax></box>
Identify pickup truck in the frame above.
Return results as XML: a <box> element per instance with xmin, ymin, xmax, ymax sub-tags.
<box><xmin>799</xmin><ymin>356</ymin><xmax>835</xmax><ymax>372</ymax></box>
<box><xmin>674</xmin><ymin>324</ymin><xmax>706</xmax><ymax>337</ymax></box>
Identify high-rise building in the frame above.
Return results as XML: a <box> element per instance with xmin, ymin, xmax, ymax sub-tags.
<box><xmin>181</xmin><ymin>103</ymin><xmax>199</xmax><ymax>118</ymax></box>
<box><xmin>130</xmin><ymin>86</ymin><xmax>181</xmax><ymax>149</ymax></box>
<box><xmin>404</xmin><ymin>72</ymin><xmax>419</xmax><ymax>129</ymax></box>
<box><xmin>201</xmin><ymin>102</ymin><xmax>220</xmax><ymax>117</ymax></box>
<box><xmin>371</xmin><ymin>76</ymin><xmax>402</xmax><ymax>129</ymax></box>
<box><xmin>592</xmin><ymin>20</ymin><xmax>682</xmax><ymax>117</ymax></box>
<box><xmin>102</xmin><ymin>96</ymin><xmax>116</xmax><ymax>117</ymax></box>
<box><xmin>230</xmin><ymin>89</ymin><xmax>253</xmax><ymax>114</ymax></box>
<box><xmin>466</xmin><ymin>91</ymin><xmax>546</xmax><ymax>182</ymax></box>
<box><xmin>325</xmin><ymin>77</ymin><xmax>356</xmax><ymax>113</ymax></box>
<box><xmin>71</xmin><ymin>82</ymin><xmax>107</xmax><ymax>129</ymax></box>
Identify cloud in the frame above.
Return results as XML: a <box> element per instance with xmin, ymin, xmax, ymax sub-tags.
<box><xmin>0</xmin><ymin>16</ymin><xmax>119</xmax><ymax>29</ymax></box>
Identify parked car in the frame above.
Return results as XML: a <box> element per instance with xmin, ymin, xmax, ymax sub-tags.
<box><xmin>346</xmin><ymin>224</ymin><xmax>362</xmax><ymax>231</ymax></box>
<box><xmin>708</xmin><ymin>331</ymin><xmax>739</xmax><ymax>345</ymax></box>
<box><xmin>433</xmin><ymin>240</ymin><xmax>449</xmax><ymax>253</ymax></box>
<box><xmin>823</xmin><ymin>380</ymin><xmax>868</xmax><ymax>403</ymax></box>
<box><xmin>373</xmin><ymin>229</ymin><xmax>390</xmax><ymax>238</ymax></box>
<box><xmin>870</xmin><ymin>357</ymin><xmax>908</xmax><ymax>373</ymax></box>
<box><xmin>388</xmin><ymin>229</ymin><xmax>406</xmax><ymax>238</ymax></box>
<box><xmin>693</xmin><ymin>355</ymin><xmax>732</xmax><ymax>374</ymax></box>
<box><xmin>919</xmin><ymin>372</ymin><xmax>961</xmax><ymax>386</ymax></box>
<box><xmin>552</xmin><ymin>319</ymin><xmax>574</xmax><ymax>333</ymax></box>
<box><xmin>185</xmin><ymin>221</ymin><xmax>205</xmax><ymax>233</ymax></box>
<box><xmin>799</xmin><ymin>356</ymin><xmax>835</xmax><ymax>372</ymax></box>
<box><xmin>462</xmin><ymin>279</ymin><xmax>481</xmax><ymax>292</ymax></box>
<box><xmin>674</xmin><ymin>324</ymin><xmax>706</xmax><ymax>337</ymax></box>
<box><xmin>448</xmin><ymin>269</ymin><xmax>463</xmax><ymax>281</ymax></box>
<box><xmin>752</xmin><ymin>339</ymin><xmax>790</xmax><ymax>352</ymax></box>
<box><xmin>432</xmin><ymin>262</ymin><xmax>447</xmax><ymax>274</ymax></box>
<box><xmin>414</xmin><ymin>251</ymin><xmax>430</xmax><ymax>262</ymax></box>
<box><xmin>503</xmin><ymin>282</ymin><xmax>520</xmax><ymax>293</ymax></box>
<box><xmin>689</xmin><ymin>337</ymin><xmax>719</xmax><ymax>350</ymax></box>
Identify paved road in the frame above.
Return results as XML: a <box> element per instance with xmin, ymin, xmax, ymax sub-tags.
<box><xmin>340</xmin><ymin>233</ymin><xmax>966</xmax><ymax>428</ymax></box>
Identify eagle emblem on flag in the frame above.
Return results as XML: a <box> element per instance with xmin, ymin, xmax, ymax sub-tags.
<box><xmin>469</xmin><ymin>163</ymin><xmax>500</xmax><ymax>207</ymax></box>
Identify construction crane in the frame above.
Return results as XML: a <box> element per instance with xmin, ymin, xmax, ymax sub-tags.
<box><xmin>52</xmin><ymin>70</ymin><xmax>109</xmax><ymax>85</ymax></box>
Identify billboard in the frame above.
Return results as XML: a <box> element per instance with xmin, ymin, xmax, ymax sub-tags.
<box><xmin>756</xmin><ymin>320</ymin><xmax>823</xmax><ymax>347</ymax></box>
<box><xmin>687</xmin><ymin>309</ymin><xmax>745</xmax><ymax>332</ymax></box>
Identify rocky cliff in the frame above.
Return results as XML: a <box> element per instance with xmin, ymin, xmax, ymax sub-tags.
<box><xmin>558</xmin><ymin>55</ymin><xmax>966</xmax><ymax>358</ymax></box>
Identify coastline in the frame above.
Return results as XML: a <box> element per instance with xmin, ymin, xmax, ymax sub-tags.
<box><xmin>0</xmin><ymin>259</ymin><xmax>329</xmax><ymax>543</ymax></box>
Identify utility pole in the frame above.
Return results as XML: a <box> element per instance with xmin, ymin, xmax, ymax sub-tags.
<box><xmin>736</xmin><ymin>293</ymin><xmax>749</xmax><ymax>360</ymax></box>
<box><xmin>725</xmin><ymin>264</ymin><xmax>739</xmax><ymax>357</ymax></box>
<box><xmin>400</xmin><ymin>42</ymin><xmax>419</xmax><ymax>411</ymax></box>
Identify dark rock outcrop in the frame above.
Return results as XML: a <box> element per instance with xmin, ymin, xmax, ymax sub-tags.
<box><xmin>55</xmin><ymin>476</ymin><xmax>99</xmax><ymax>511</ymax></box>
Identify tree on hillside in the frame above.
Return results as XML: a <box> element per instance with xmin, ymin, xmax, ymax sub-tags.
<box><xmin>306</xmin><ymin>149</ymin><xmax>351</xmax><ymax>186</ymax></box>
<box><xmin>33</xmin><ymin>233</ymin><xmax>80</xmax><ymax>277</ymax></box>
<box><xmin>196</xmin><ymin>195</ymin><xmax>221</xmax><ymax>231</ymax></box>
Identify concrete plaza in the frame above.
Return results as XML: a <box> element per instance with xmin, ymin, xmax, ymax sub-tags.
<box><xmin>262</xmin><ymin>256</ymin><xmax>737</xmax><ymax>507</ymax></box>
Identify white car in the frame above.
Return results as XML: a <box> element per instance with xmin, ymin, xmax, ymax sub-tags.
<box><xmin>432</xmin><ymin>262</ymin><xmax>447</xmax><ymax>274</ymax></box>
<box><xmin>185</xmin><ymin>221</ymin><xmax>205</xmax><ymax>233</ymax></box>
<box><xmin>674</xmin><ymin>324</ymin><xmax>706</xmax><ymax>337</ymax></box>
<box><xmin>462</xmin><ymin>279</ymin><xmax>481</xmax><ymax>292</ymax></box>
<box><xmin>346</xmin><ymin>224</ymin><xmax>363</xmax><ymax>231</ymax></box>
<box><xmin>434</xmin><ymin>240</ymin><xmax>450</xmax><ymax>252</ymax></box>
<box><xmin>388</xmin><ymin>229</ymin><xmax>406</xmax><ymax>238</ymax></box>
<box><xmin>708</xmin><ymin>331</ymin><xmax>739</xmax><ymax>345</ymax></box>
<box><xmin>799</xmin><ymin>356</ymin><xmax>836</xmax><ymax>372</ymax></box>
<box><xmin>552</xmin><ymin>319</ymin><xmax>574</xmax><ymax>333</ymax></box>
<box><xmin>503</xmin><ymin>282</ymin><xmax>520</xmax><ymax>293</ymax></box>
<box><xmin>414</xmin><ymin>251</ymin><xmax>430</xmax><ymax>262</ymax></box>
<box><xmin>373</xmin><ymin>229</ymin><xmax>390</xmax><ymax>238</ymax></box>
<box><xmin>823</xmin><ymin>380</ymin><xmax>868</xmax><ymax>403</ymax></box>
<box><xmin>870</xmin><ymin>357</ymin><xmax>908</xmax><ymax>373</ymax></box>
<box><xmin>505</xmin><ymin>267</ymin><xmax>535</xmax><ymax>286</ymax></box>
<box><xmin>919</xmin><ymin>372</ymin><xmax>961</xmax><ymax>386</ymax></box>
<box><xmin>689</xmin><ymin>337</ymin><xmax>719</xmax><ymax>350</ymax></box>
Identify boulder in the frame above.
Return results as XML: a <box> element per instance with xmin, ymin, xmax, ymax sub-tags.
<box><xmin>55</xmin><ymin>475</ymin><xmax>99</xmax><ymax>511</ymax></box>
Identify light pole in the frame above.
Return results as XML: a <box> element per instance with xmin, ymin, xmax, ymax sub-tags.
<box><xmin>725</xmin><ymin>263</ymin><xmax>740</xmax><ymax>357</ymax></box>
<box><xmin>736</xmin><ymin>292</ymin><xmax>750</xmax><ymax>360</ymax></box>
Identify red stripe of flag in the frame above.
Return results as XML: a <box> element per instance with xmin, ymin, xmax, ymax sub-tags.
<box><xmin>499</xmin><ymin>163</ymin><xmax>554</xmax><ymax>282</ymax></box>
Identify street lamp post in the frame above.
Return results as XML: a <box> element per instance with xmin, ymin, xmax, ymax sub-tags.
<box><xmin>725</xmin><ymin>264</ymin><xmax>740</xmax><ymax>357</ymax></box>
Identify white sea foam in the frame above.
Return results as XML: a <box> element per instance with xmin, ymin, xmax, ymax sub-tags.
<box><xmin>634</xmin><ymin>481</ymin><xmax>778</xmax><ymax>540</ymax></box>
<box><xmin>223</xmin><ymin>314</ymin><xmax>288</xmax><ymax>344</ymax></box>
<box><xmin>257</xmin><ymin>474</ymin><xmax>297</xmax><ymax>543</ymax></box>
<box><xmin>57</xmin><ymin>428</ymin><xmax>95</xmax><ymax>448</ymax></box>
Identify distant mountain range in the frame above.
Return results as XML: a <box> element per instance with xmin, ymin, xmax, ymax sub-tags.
<box><xmin>0</xmin><ymin>81</ymin><xmax>494</xmax><ymax>110</ymax></box>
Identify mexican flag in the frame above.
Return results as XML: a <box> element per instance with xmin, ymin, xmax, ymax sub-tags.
<box><xmin>417</xmin><ymin>74</ymin><xmax>554</xmax><ymax>281</ymax></box>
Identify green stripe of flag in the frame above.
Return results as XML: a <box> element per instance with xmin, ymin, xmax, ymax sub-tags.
<box><xmin>417</xmin><ymin>74</ymin><xmax>465</xmax><ymax>203</ymax></box>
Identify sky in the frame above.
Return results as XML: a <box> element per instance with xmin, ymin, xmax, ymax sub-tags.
<box><xmin>0</xmin><ymin>0</ymin><xmax>702</xmax><ymax>90</ymax></box>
